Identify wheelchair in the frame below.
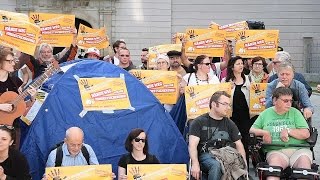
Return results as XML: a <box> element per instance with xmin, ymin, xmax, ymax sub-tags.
<box><xmin>248</xmin><ymin>127</ymin><xmax>319</xmax><ymax>180</ymax></box>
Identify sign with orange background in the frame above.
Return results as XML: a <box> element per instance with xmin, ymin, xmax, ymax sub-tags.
<box><xmin>130</xmin><ymin>70</ymin><xmax>179</xmax><ymax>104</ymax></box>
<box><xmin>78</xmin><ymin>78</ymin><xmax>131</xmax><ymax>111</ymax></box>
<box><xmin>172</xmin><ymin>32</ymin><xmax>187</xmax><ymax>44</ymax></box>
<box><xmin>235</xmin><ymin>30</ymin><xmax>279</xmax><ymax>58</ymax></box>
<box><xmin>127</xmin><ymin>164</ymin><xmax>187</xmax><ymax>180</ymax></box>
<box><xmin>77</xmin><ymin>24</ymin><xmax>109</xmax><ymax>49</ymax></box>
<box><xmin>45</xmin><ymin>165</ymin><xmax>113</xmax><ymax>180</ymax></box>
<box><xmin>218</xmin><ymin>21</ymin><xmax>249</xmax><ymax>39</ymax></box>
<box><xmin>0</xmin><ymin>20</ymin><xmax>40</xmax><ymax>55</ymax></box>
<box><xmin>29</xmin><ymin>12</ymin><xmax>75</xmax><ymax>47</ymax></box>
<box><xmin>185</xmin><ymin>83</ymin><xmax>232</xmax><ymax>119</ymax></box>
<box><xmin>185</xmin><ymin>30</ymin><xmax>226</xmax><ymax>57</ymax></box>
<box><xmin>148</xmin><ymin>44</ymin><xmax>182</xmax><ymax>69</ymax></box>
<box><xmin>0</xmin><ymin>10</ymin><xmax>29</xmax><ymax>22</ymax></box>
<box><xmin>249</xmin><ymin>83</ymin><xmax>267</xmax><ymax>115</ymax></box>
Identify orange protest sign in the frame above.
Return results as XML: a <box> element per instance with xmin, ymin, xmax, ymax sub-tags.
<box><xmin>78</xmin><ymin>78</ymin><xmax>131</xmax><ymax>111</ymax></box>
<box><xmin>185</xmin><ymin>83</ymin><xmax>232</xmax><ymax>119</ymax></box>
<box><xmin>130</xmin><ymin>70</ymin><xmax>179</xmax><ymax>104</ymax></box>
<box><xmin>29</xmin><ymin>12</ymin><xmax>75</xmax><ymax>47</ymax></box>
<box><xmin>148</xmin><ymin>44</ymin><xmax>182</xmax><ymax>69</ymax></box>
<box><xmin>77</xmin><ymin>24</ymin><xmax>109</xmax><ymax>49</ymax></box>
<box><xmin>127</xmin><ymin>164</ymin><xmax>187</xmax><ymax>180</ymax></box>
<box><xmin>185</xmin><ymin>30</ymin><xmax>226</xmax><ymax>57</ymax></box>
<box><xmin>0</xmin><ymin>20</ymin><xmax>40</xmax><ymax>55</ymax></box>
<box><xmin>172</xmin><ymin>32</ymin><xmax>187</xmax><ymax>44</ymax></box>
<box><xmin>235</xmin><ymin>30</ymin><xmax>279</xmax><ymax>58</ymax></box>
<box><xmin>45</xmin><ymin>165</ymin><xmax>113</xmax><ymax>180</ymax></box>
<box><xmin>208</xmin><ymin>22</ymin><xmax>220</xmax><ymax>30</ymax></box>
<box><xmin>218</xmin><ymin>21</ymin><xmax>249</xmax><ymax>39</ymax></box>
<box><xmin>249</xmin><ymin>83</ymin><xmax>267</xmax><ymax>115</ymax></box>
<box><xmin>0</xmin><ymin>10</ymin><xmax>29</xmax><ymax>22</ymax></box>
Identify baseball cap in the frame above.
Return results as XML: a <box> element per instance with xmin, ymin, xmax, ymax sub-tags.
<box><xmin>85</xmin><ymin>47</ymin><xmax>100</xmax><ymax>58</ymax></box>
<box><xmin>167</xmin><ymin>50</ymin><xmax>182</xmax><ymax>57</ymax></box>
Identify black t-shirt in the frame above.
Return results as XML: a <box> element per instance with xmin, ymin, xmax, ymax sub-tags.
<box><xmin>189</xmin><ymin>113</ymin><xmax>242</xmax><ymax>154</ymax></box>
<box><xmin>0</xmin><ymin>75</ymin><xmax>22</xmax><ymax>94</ymax></box>
<box><xmin>118</xmin><ymin>153</ymin><xmax>160</xmax><ymax>171</ymax></box>
<box><xmin>0</xmin><ymin>148</ymin><xmax>31</xmax><ymax>180</ymax></box>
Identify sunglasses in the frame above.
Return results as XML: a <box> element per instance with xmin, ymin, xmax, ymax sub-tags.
<box><xmin>120</xmin><ymin>54</ymin><xmax>130</xmax><ymax>57</ymax></box>
<box><xmin>0</xmin><ymin>124</ymin><xmax>14</xmax><ymax>130</ymax></box>
<box><xmin>134</xmin><ymin>137</ymin><xmax>146</xmax><ymax>143</ymax></box>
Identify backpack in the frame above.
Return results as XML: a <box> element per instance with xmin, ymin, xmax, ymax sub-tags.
<box><xmin>51</xmin><ymin>142</ymin><xmax>90</xmax><ymax>167</ymax></box>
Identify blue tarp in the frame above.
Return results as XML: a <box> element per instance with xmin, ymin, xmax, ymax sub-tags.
<box><xmin>20</xmin><ymin>60</ymin><xmax>189</xmax><ymax>180</ymax></box>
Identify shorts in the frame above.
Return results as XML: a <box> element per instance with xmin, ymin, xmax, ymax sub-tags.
<box><xmin>266</xmin><ymin>148</ymin><xmax>312</xmax><ymax>167</ymax></box>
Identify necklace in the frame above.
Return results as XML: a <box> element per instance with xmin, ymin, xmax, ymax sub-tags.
<box><xmin>195</xmin><ymin>73</ymin><xmax>209</xmax><ymax>85</ymax></box>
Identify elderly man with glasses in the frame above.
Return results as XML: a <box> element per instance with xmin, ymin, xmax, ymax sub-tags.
<box><xmin>265</xmin><ymin>62</ymin><xmax>313</xmax><ymax>120</ymax></box>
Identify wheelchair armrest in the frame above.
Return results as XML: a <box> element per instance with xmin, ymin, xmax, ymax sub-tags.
<box><xmin>306</xmin><ymin>127</ymin><xmax>318</xmax><ymax>146</ymax></box>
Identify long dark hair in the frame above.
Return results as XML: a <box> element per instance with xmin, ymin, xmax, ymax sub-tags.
<box><xmin>226</xmin><ymin>56</ymin><xmax>245</xmax><ymax>82</ymax></box>
<box><xmin>125</xmin><ymin>128</ymin><xmax>149</xmax><ymax>154</ymax></box>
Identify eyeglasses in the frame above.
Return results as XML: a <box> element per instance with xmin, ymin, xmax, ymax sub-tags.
<box><xmin>0</xmin><ymin>124</ymin><xmax>14</xmax><ymax>130</ymax></box>
<box><xmin>134</xmin><ymin>137</ymin><xmax>146</xmax><ymax>143</ymax></box>
<box><xmin>120</xmin><ymin>54</ymin><xmax>130</xmax><ymax>57</ymax></box>
<box><xmin>253</xmin><ymin>63</ymin><xmax>263</xmax><ymax>66</ymax></box>
<box><xmin>217</xmin><ymin>101</ymin><xmax>232</xmax><ymax>107</ymax></box>
<box><xmin>200</xmin><ymin>63</ymin><xmax>211</xmax><ymax>66</ymax></box>
<box><xmin>157</xmin><ymin>61</ymin><xmax>168</xmax><ymax>65</ymax></box>
<box><xmin>279</xmin><ymin>98</ymin><xmax>292</xmax><ymax>103</ymax></box>
<box><xmin>40</xmin><ymin>50</ymin><xmax>52</xmax><ymax>54</ymax></box>
<box><xmin>5</xmin><ymin>59</ymin><xmax>16</xmax><ymax>64</ymax></box>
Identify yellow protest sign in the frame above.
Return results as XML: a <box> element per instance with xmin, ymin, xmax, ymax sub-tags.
<box><xmin>77</xmin><ymin>24</ymin><xmax>109</xmax><ymax>50</ymax></box>
<box><xmin>130</xmin><ymin>70</ymin><xmax>179</xmax><ymax>104</ymax></box>
<box><xmin>249</xmin><ymin>83</ymin><xmax>267</xmax><ymax>115</ymax></box>
<box><xmin>208</xmin><ymin>22</ymin><xmax>220</xmax><ymax>30</ymax></box>
<box><xmin>29</xmin><ymin>12</ymin><xmax>75</xmax><ymax>47</ymax></box>
<box><xmin>127</xmin><ymin>164</ymin><xmax>187</xmax><ymax>180</ymax></box>
<box><xmin>218</xmin><ymin>21</ymin><xmax>249</xmax><ymax>39</ymax></box>
<box><xmin>0</xmin><ymin>10</ymin><xmax>29</xmax><ymax>22</ymax></box>
<box><xmin>45</xmin><ymin>165</ymin><xmax>113</xmax><ymax>180</ymax></box>
<box><xmin>185</xmin><ymin>28</ymin><xmax>212</xmax><ymax>39</ymax></box>
<box><xmin>235</xmin><ymin>30</ymin><xmax>279</xmax><ymax>58</ymax></box>
<box><xmin>185</xmin><ymin>30</ymin><xmax>226</xmax><ymax>57</ymax></box>
<box><xmin>78</xmin><ymin>78</ymin><xmax>131</xmax><ymax>111</ymax></box>
<box><xmin>148</xmin><ymin>44</ymin><xmax>182</xmax><ymax>69</ymax></box>
<box><xmin>185</xmin><ymin>83</ymin><xmax>232</xmax><ymax>119</ymax></box>
<box><xmin>172</xmin><ymin>32</ymin><xmax>187</xmax><ymax>44</ymax></box>
<box><xmin>0</xmin><ymin>20</ymin><xmax>40</xmax><ymax>55</ymax></box>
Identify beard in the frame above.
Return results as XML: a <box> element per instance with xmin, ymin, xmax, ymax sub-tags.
<box><xmin>170</xmin><ymin>61</ymin><xmax>181</xmax><ymax>68</ymax></box>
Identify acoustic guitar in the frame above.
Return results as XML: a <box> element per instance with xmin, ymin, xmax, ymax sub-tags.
<box><xmin>0</xmin><ymin>63</ymin><xmax>60</xmax><ymax>125</ymax></box>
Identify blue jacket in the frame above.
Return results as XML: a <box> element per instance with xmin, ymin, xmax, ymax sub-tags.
<box><xmin>266</xmin><ymin>79</ymin><xmax>313</xmax><ymax>112</ymax></box>
<box><xmin>268</xmin><ymin>72</ymin><xmax>312</xmax><ymax>96</ymax></box>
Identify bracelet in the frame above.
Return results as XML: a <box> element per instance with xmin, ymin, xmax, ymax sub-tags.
<box><xmin>286</xmin><ymin>128</ymin><xmax>291</xmax><ymax>135</ymax></box>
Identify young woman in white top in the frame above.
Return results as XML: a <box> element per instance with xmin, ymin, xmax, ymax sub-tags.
<box><xmin>183</xmin><ymin>55</ymin><xmax>220</xmax><ymax>86</ymax></box>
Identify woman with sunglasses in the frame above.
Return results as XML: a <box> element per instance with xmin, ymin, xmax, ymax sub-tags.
<box><xmin>183</xmin><ymin>55</ymin><xmax>220</xmax><ymax>86</ymax></box>
<box><xmin>222</xmin><ymin>56</ymin><xmax>253</xmax><ymax>167</ymax></box>
<box><xmin>118</xmin><ymin>128</ymin><xmax>160</xmax><ymax>180</ymax></box>
<box><xmin>0</xmin><ymin>47</ymin><xmax>36</xmax><ymax>149</ymax></box>
<box><xmin>0</xmin><ymin>125</ymin><xmax>31</xmax><ymax>179</ymax></box>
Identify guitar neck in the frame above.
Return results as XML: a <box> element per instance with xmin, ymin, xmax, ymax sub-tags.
<box><xmin>12</xmin><ymin>69</ymin><xmax>51</xmax><ymax>105</ymax></box>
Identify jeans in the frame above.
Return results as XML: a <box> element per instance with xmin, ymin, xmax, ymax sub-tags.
<box><xmin>199</xmin><ymin>153</ymin><xmax>222</xmax><ymax>180</ymax></box>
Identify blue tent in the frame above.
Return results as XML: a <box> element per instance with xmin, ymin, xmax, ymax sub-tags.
<box><xmin>20</xmin><ymin>60</ymin><xmax>189</xmax><ymax>180</ymax></box>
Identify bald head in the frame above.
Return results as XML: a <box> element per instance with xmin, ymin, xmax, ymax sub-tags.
<box><xmin>64</xmin><ymin>127</ymin><xmax>84</xmax><ymax>156</ymax></box>
<box><xmin>65</xmin><ymin>127</ymin><xmax>84</xmax><ymax>140</ymax></box>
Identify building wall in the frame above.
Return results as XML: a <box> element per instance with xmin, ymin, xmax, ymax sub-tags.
<box><xmin>6</xmin><ymin>0</ymin><xmax>320</xmax><ymax>73</ymax></box>
<box><xmin>171</xmin><ymin>0</ymin><xmax>320</xmax><ymax>73</ymax></box>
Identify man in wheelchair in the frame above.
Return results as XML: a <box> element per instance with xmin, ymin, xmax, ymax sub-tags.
<box><xmin>189</xmin><ymin>91</ymin><xmax>247</xmax><ymax>180</ymax></box>
<box><xmin>250</xmin><ymin>87</ymin><xmax>318</xmax><ymax>179</ymax></box>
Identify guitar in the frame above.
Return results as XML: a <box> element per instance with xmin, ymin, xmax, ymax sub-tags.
<box><xmin>0</xmin><ymin>63</ymin><xmax>60</xmax><ymax>125</ymax></box>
